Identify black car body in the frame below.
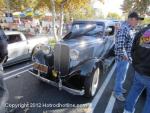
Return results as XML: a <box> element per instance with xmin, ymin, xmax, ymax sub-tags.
<box><xmin>29</xmin><ymin>20</ymin><xmax>116</xmax><ymax>97</ymax></box>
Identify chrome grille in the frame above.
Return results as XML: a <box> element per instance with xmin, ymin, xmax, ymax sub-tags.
<box><xmin>54</xmin><ymin>44</ymin><xmax>70</xmax><ymax>76</ymax></box>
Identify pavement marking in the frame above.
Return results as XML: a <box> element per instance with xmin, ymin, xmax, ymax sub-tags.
<box><xmin>4</xmin><ymin>68</ymin><xmax>31</xmax><ymax>81</ymax></box>
<box><xmin>104</xmin><ymin>93</ymin><xmax>116</xmax><ymax>113</ymax></box>
<box><xmin>4</xmin><ymin>64</ymin><xmax>32</xmax><ymax>76</ymax></box>
<box><xmin>104</xmin><ymin>63</ymin><xmax>130</xmax><ymax>113</ymax></box>
<box><xmin>87</xmin><ymin>63</ymin><xmax>116</xmax><ymax>113</ymax></box>
<box><xmin>104</xmin><ymin>94</ymin><xmax>135</xmax><ymax>113</ymax></box>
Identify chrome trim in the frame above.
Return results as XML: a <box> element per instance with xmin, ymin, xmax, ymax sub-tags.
<box><xmin>54</xmin><ymin>43</ymin><xmax>70</xmax><ymax>75</ymax></box>
<box><xmin>28</xmin><ymin>70</ymin><xmax>85</xmax><ymax>96</ymax></box>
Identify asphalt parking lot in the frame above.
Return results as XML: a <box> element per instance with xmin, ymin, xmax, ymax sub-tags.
<box><xmin>3</xmin><ymin>61</ymin><xmax>145</xmax><ymax>113</ymax></box>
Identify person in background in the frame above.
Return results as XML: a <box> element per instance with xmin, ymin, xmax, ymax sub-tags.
<box><xmin>123</xmin><ymin>24</ymin><xmax>150</xmax><ymax>113</ymax></box>
<box><xmin>0</xmin><ymin>26</ymin><xmax>9</xmax><ymax>112</ymax></box>
<box><xmin>113</xmin><ymin>12</ymin><xmax>144</xmax><ymax>101</ymax></box>
<box><xmin>115</xmin><ymin>22</ymin><xmax>121</xmax><ymax>31</ymax></box>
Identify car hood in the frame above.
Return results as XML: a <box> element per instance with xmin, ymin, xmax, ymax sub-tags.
<box><xmin>58</xmin><ymin>36</ymin><xmax>104</xmax><ymax>48</ymax></box>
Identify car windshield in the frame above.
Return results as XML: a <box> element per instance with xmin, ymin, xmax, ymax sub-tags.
<box><xmin>71</xmin><ymin>23</ymin><xmax>104</xmax><ymax>37</ymax></box>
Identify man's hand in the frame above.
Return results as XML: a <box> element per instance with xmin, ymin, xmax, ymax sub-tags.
<box><xmin>122</xmin><ymin>55</ymin><xmax>129</xmax><ymax>61</ymax></box>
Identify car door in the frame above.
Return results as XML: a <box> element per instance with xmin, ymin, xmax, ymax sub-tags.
<box><xmin>104</xmin><ymin>25</ymin><xmax>115</xmax><ymax>53</ymax></box>
<box><xmin>7</xmin><ymin>33</ymin><xmax>28</xmax><ymax>62</ymax></box>
<box><xmin>94</xmin><ymin>23</ymin><xmax>106</xmax><ymax>57</ymax></box>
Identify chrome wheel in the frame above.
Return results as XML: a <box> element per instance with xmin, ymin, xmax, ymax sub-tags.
<box><xmin>91</xmin><ymin>68</ymin><xmax>100</xmax><ymax>96</ymax></box>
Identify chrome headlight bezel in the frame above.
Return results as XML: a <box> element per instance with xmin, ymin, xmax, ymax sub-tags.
<box><xmin>32</xmin><ymin>44</ymin><xmax>52</xmax><ymax>62</ymax></box>
<box><xmin>33</xmin><ymin>44</ymin><xmax>52</xmax><ymax>56</ymax></box>
<box><xmin>41</xmin><ymin>45</ymin><xmax>51</xmax><ymax>55</ymax></box>
<box><xmin>70</xmin><ymin>49</ymin><xmax>79</xmax><ymax>60</ymax></box>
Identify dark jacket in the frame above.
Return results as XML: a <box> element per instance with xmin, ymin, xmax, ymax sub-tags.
<box><xmin>131</xmin><ymin>26</ymin><xmax>150</xmax><ymax>76</ymax></box>
<box><xmin>0</xmin><ymin>29</ymin><xmax>8</xmax><ymax>63</ymax></box>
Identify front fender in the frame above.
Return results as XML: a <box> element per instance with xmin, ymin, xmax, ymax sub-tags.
<box><xmin>69</xmin><ymin>58</ymin><xmax>101</xmax><ymax>77</ymax></box>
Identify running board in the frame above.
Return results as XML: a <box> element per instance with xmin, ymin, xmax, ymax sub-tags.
<box><xmin>28</xmin><ymin>70</ymin><xmax>85</xmax><ymax>96</ymax></box>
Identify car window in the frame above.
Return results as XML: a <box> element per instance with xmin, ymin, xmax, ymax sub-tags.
<box><xmin>71</xmin><ymin>23</ymin><xmax>104</xmax><ymax>37</ymax></box>
<box><xmin>86</xmin><ymin>25</ymin><xmax>104</xmax><ymax>36</ymax></box>
<box><xmin>7</xmin><ymin>34</ymin><xmax>22</xmax><ymax>44</ymax></box>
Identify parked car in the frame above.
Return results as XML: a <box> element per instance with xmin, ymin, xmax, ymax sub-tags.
<box><xmin>29</xmin><ymin>20</ymin><xmax>116</xmax><ymax>97</ymax></box>
<box><xmin>3</xmin><ymin>31</ymin><xmax>49</xmax><ymax>67</ymax></box>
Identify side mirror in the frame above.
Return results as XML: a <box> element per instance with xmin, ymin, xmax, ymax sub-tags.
<box><xmin>105</xmin><ymin>27</ymin><xmax>114</xmax><ymax>36</ymax></box>
<box><xmin>105</xmin><ymin>27</ymin><xmax>112</xmax><ymax>33</ymax></box>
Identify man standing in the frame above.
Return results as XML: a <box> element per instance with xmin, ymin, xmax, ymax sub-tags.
<box><xmin>123</xmin><ymin>25</ymin><xmax>150</xmax><ymax>113</ymax></box>
<box><xmin>0</xmin><ymin>26</ymin><xmax>9</xmax><ymax>112</ymax></box>
<box><xmin>113</xmin><ymin>12</ymin><xmax>143</xmax><ymax>101</ymax></box>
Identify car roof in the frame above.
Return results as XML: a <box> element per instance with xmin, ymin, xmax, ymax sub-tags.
<box><xmin>73</xmin><ymin>19</ymin><xmax>120</xmax><ymax>27</ymax></box>
<box><xmin>4</xmin><ymin>31</ymin><xmax>22</xmax><ymax>35</ymax></box>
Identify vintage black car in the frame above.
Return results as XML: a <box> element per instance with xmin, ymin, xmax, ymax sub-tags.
<box><xmin>29</xmin><ymin>20</ymin><xmax>116</xmax><ymax>97</ymax></box>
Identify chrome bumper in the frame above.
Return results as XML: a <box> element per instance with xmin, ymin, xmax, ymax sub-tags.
<box><xmin>28</xmin><ymin>70</ymin><xmax>85</xmax><ymax>96</ymax></box>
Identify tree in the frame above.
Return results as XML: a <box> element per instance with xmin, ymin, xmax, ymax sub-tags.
<box><xmin>64</xmin><ymin>4</ymin><xmax>95</xmax><ymax>20</ymax></box>
<box><xmin>58</xmin><ymin>0</ymin><xmax>69</xmax><ymax>38</ymax></box>
<box><xmin>121</xmin><ymin>0</ymin><xmax>150</xmax><ymax>16</ymax></box>
<box><xmin>142</xmin><ymin>17</ymin><xmax>150</xmax><ymax>24</ymax></box>
<box><xmin>50</xmin><ymin>0</ymin><xmax>58</xmax><ymax>41</ymax></box>
<box><xmin>5</xmin><ymin>0</ymin><xmax>38</xmax><ymax>12</ymax></box>
<box><xmin>1</xmin><ymin>0</ymin><xmax>94</xmax><ymax>40</ymax></box>
<box><xmin>35</xmin><ymin>0</ymin><xmax>93</xmax><ymax>40</ymax></box>
<box><xmin>98</xmin><ymin>0</ymin><xmax>104</xmax><ymax>4</ymax></box>
<box><xmin>107</xmin><ymin>12</ymin><xmax>121</xmax><ymax>20</ymax></box>
<box><xmin>0</xmin><ymin>0</ymin><xmax>6</xmax><ymax>15</ymax></box>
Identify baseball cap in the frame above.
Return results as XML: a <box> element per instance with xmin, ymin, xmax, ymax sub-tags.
<box><xmin>128</xmin><ymin>12</ymin><xmax>144</xmax><ymax>20</ymax></box>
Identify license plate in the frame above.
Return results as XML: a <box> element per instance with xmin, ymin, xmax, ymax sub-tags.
<box><xmin>33</xmin><ymin>63</ymin><xmax>48</xmax><ymax>74</ymax></box>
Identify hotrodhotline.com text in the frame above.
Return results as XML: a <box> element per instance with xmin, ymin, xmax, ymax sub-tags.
<box><xmin>5</xmin><ymin>103</ymin><xmax>88</xmax><ymax>109</ymax></box>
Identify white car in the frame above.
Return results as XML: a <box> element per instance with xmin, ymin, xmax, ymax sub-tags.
<box><xmin>4</xmin><ymin>31</ymin><xmax>49</xmax><ymax>67</ymax></box>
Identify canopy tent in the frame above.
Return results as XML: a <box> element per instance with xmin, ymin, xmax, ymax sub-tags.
<box><xmin>13</xmin><ymin>12</ymin><xmax>26</xmax><ymax>17</ymax></box>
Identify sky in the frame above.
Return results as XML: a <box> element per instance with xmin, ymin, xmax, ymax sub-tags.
<box><xmin>103</xmin><ymin>0</ymin><xmax>124</xmax><ymax>15</ymax></box>
<box><xmin>92</xmin><ymin>0</ymin><xmax>124</xmax><ymax>17</ymax></box>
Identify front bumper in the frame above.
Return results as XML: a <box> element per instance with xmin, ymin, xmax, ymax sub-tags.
<box><xmin>28</xmin><ymin>70</ymin><xmax>85</xmax><ymax>96</ymax></box>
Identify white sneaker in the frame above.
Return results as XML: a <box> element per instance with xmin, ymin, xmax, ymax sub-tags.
<box><xmin>112</xmin><ymin>92</ymin><xmax>125</xmax><ymax>102</ymax></box>
<box><xmin>122</xmin><ymin>88</ymin><xmax>127</xmax><ymax>94</ymax></box>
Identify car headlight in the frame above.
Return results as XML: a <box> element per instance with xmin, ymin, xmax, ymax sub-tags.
<box><xmin>40</xmin><ymin>45</ymin><xmax>50</xmax><ymax>54</ymax></box>
<box><xmin>33</xmin><ymin>44</ymin><xmax>51</xmax><ymax>56</ymax></box>
<box><xmin>41</xmin><ymin>45</ymin><xmax>51</xmax><ymax>55</ymax></box>
<box><xmin>70</xmin><ymin>49</ymin><xmax>79</xmax><ymax>60</ymax></box>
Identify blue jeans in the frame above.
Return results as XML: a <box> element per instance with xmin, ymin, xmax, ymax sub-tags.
<box><xmin>114</xmin><ymin>60</ymin><xmax>129</xmax><ymax>96</ymax></box>
<box><xmin>124</xmin><ymin>71</ymin><xmax>150</xmax><ymax>113</ymax></box>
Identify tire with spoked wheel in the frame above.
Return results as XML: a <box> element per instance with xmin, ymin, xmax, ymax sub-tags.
<box><xmin>84</xmin><ymin>67</ymin><xmax>100</xmax><ymax>97</ymax></box>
